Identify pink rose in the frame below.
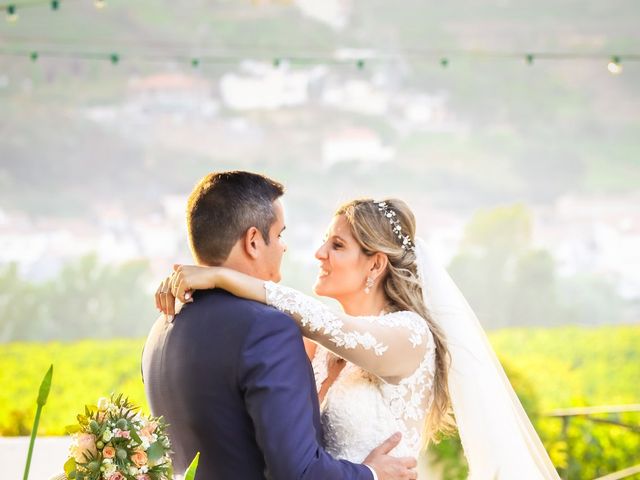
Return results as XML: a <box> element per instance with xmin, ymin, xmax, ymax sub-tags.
<box><xmin>116</xmin><ymin>430</ymin><xmax>131</xmax><ymax>439</ymax></box>
<box><xmin>73</xmin><ymin>433</ymin><xmax>97</xmax><ymax>462</ymax></box>
<box><xmin>136</xmin><ymin>475</ymin><xmax>151</xmax><ymax>480</ymax></box>
<box><xmin>140</xmin><ymin>421</ymin><xmax>158</xmax><ymax>439</ymax></box>
<box><xmin>102</xmin><ymin>445</ymin><xmax>116</xmax><ymax>459</ymax></box>
<box><xmin>108</xmin><ymin>473</ymin><xmax>125</xmax><ymax>480</ymax></box>
<box><xmin>131</xmin><ymin>450</ymin><xmax>148</xmax><ymax>467</ymax></box>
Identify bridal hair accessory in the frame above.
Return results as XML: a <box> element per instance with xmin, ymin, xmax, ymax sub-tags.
<box><xmin>375</xmin><ymin>201</ymin><xmax>415</xmax><ymax>251</ymax></box>
<box><xmin>364</xmin><ymin>276</ymin><xmax>375</xmax><ymax>294</ymax></box>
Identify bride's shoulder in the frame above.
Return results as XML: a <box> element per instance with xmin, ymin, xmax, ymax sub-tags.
<box><xmin>379</xmin><ymin>310</ymin><xmax>430</xmax><ymax>334</ymax></box>
<box><xmin>377</xmin><ymin>310</ymin><xmax>435</xmax><ymax>351</ymax></box>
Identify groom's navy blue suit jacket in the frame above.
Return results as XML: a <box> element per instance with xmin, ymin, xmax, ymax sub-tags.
<box><xmin>142</xmin><ymin>289</ymin><xmax>372</xmax><ymax>480</ymax></box>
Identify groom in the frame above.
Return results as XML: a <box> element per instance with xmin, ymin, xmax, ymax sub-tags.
<box><xmin>142</xmin><ymin>171</ymin><xmax>416</xmax><ymax>479</ymax></box>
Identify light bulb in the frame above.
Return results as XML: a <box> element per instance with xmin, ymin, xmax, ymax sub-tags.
<box><xmin>607</xmin><ymin>56</ymin><xmax>622</xmax><ymax>75</ymax></box>
<box><xmin>6</xmin><ymin>5</ymin><xmax>18</xmax><ymax>22</ymax></box>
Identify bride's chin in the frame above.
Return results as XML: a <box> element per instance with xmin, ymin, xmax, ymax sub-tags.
<box><xmin>313</xmin><ymin>280</ymin><xmax>328</xmax><ymax>297</ymax></box>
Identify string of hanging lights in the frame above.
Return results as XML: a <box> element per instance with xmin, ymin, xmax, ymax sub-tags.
<box><xmin>1</xmin><ymin>0</ymin><xmax>637</xmax><ymax>75</ymax></box>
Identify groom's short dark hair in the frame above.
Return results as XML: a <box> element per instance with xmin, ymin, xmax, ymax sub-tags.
<box><xmin>186</xmin><ymin>171</ymin><xmax>285</xmax><ymax>265</ymax></box>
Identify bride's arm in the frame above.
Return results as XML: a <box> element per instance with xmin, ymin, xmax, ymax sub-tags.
<box><xmin>303</xmin><ymin>338</ymin><xmax>317</xmax><ymax>362</ymax></box>
<box><xmin>263</xmin><ymin>281</ymin><xmax>429</xmax><ymax>382</ymax></box>
<box><xmin>169</xmin><ymin>265</ymin><xmax>430</xmax><ymax>382</ymax></box>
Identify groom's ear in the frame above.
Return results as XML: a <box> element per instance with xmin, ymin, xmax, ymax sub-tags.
<box><xmin>243</xmin><ymin>227</ymin><xmax>261</xmax><ymax>260</ymax></box>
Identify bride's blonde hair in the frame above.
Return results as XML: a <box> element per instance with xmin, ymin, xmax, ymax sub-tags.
<box><xmin>336</xmin><ymin>198</ymin><xmax>454</xmax><ymax>443</ymax></box>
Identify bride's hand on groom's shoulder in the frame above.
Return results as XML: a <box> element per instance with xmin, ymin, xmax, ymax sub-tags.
<box><xmin>155</xmin><ymin>274</ymin><xmax>179</xmax><ymax>319</ymax></box>
<box><xmin>155</xmin><ymin>265</ymin><xmax>220</xmax><ymax>317</ymax></box>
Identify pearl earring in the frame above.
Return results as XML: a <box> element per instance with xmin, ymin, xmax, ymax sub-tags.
<box><xmin>364</xmin><ymin>276</ymin><xmax>374</xmax><ymax>294</ymax></box>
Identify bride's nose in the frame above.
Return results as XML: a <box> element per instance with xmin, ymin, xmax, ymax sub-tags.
<box><xmin>315</xmin><ymin>243</ymin><xmax>328</xmax><ymax>260</ymax></box>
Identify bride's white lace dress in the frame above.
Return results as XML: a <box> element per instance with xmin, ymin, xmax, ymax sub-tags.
<box><xmin>264</xmin><ymin>282</ymin><xmax>436</xmax><ymax>463</ymax></box>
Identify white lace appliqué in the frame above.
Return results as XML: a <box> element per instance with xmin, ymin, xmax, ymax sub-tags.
<box><xmin>265</xmin><ymin>282</ymin><xmax>388</xmax><ymax>356</ymax></box>
<box><xmin>264</xmin><ymin>281</ymin><xmax>437</xmax><ymax>459</ymax></box>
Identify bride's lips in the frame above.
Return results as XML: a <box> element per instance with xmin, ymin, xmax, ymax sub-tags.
<box><xmin>317</xmin><ymin>267</ymin><xmax>330</xmax><ymax>278</ymax></box>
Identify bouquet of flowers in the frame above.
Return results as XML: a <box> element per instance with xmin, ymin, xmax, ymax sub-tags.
<box><xmin>63</xmin><ymin>394</ymin><xmax>173</xmax><ymax>480</ymax></box>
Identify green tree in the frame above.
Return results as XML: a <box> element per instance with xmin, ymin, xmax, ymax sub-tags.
<box><xmin>448</xmin><ymin>204</ymin><xmax>625</xmax><ymax>329</ymax></box>
<box><xmin>509</xmin><ymin>249</ymin><xmax>560</xmax><ymax>326</ymax></box>
<box><xmin>1</xmin><ymin>254</ymin><xmax>155</xmax><ymax>342</ymax></box>
<box><xmin>449</xmin><ymin>204</ymin><xmax>535</xmax><ymax>328</ymax></box>
<box><xmin>0</xmin><ymin>264</ymin><xmax>42</xmax><ymax>342</ymax></box>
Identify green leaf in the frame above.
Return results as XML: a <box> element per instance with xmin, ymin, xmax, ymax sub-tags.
<box><xmin>184</xmin><ymin>452</ymin><xmax>200</xmax><ymax>480</ymax></box>
<box><xmin>24</xmin><ymin>367</ymin><xmax>50</xmax><ymax>480</ymax></box>
<box><xmin>65</xmin><ymin>424</ymin><xmax>82</xmax><ymax>434</ymax></box>
<box><xmin>36</xmin><ymin>365</ymin><xmax>53</xmax><ymax>406</ymax></box>
<box><xmin>63</xmin><ymin>457</ymin><xmax>76</xmax><ymax>476</ymax></box>
<box><xmin>146</xmin><ymin>441</ymin><xmax>165</xmax><ymax>463</ymax></box>
<box><xmin>129</xmin><ymin>427</ymin><xmax>142</xmax><ymax>446</ymax></box>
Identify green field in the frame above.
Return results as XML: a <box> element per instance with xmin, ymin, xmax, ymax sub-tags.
<box><xmin>0</xmin><ymin>339</ymin><xmax>147</xmax><ymax>436</ymax></box>
<box><xmin>1</xmin><ymin>325</ymin><xmax>639</xmax><ymax>478</ymax></box>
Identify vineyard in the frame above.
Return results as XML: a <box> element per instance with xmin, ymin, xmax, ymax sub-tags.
<box><xmin>1</xmin><ymin>325</ymin><xmax>639</xmax><ymax>478</ymax></box>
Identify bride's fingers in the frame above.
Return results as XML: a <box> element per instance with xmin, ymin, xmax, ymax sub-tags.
<box><xmin>170</xmin><ymin>271</ymin><xmax>188</xmax><ymax>302</ymax></box>
<box><xmin>169</xmin><ymin>271</ymin><xmax>181</xmax><ymax>298</ymax></box>
<box><xmin>157</xmin><ymin>277</ymin><xmax>169</xmax><ymax>315</ymax></box>
<box><xmin>154</xmin><ymin>283</ymin><xmax>163</xmax><ymax>311</ymax></box>
<box><xmin>164</xmin><ymin>279</ymin><xmax>176</xmax><ymax>318</ymax></box>
<box><xmin>174</xmin><ymin>277</ymin><xmax>189</xmax><ymax>303</ymax></box>
<box><xmin>159</xmin><ymin>277</ymin><xmax>174</xmax><ymax>318</ymax></box>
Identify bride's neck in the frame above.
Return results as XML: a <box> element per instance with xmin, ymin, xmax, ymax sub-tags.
<box><xmin>337</xmin><ymin>289</ymin><xmax>388</xmax><ymax>316</ymax></box>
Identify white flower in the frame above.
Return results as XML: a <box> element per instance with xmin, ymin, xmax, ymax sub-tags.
<box><xmin>139</xmin><ymin>466</ymin><xmax>149</xmax><ymax>474</ymax></box>
<box><xmin>102</xmin><ymin>460</ymin><xmax>116</xmax><ymax>477</ymax></box>
<box><xmin>102</xmin><ymin>429</ymin><xmax>113</xmax><ymax>442</ymax></box>
<box><xmin>97</xmin><ymin>397</ymin><xmax>110</xmax><ymax>411</ymax></box>
<box><xmin>129</xmin><ymin>465</ymin><xmax>139</xmax><ymax>475</ymax></box>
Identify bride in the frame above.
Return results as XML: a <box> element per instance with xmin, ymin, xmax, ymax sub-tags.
<box><xmin>157</xmin><ymin>198</ymin><xmax>560</xmax><ymax>479</ymax></box>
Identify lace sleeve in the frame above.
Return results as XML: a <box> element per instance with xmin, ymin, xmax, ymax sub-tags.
<box><xmin>264</xmin><ymin>281</ymin><xmax>429</xmax><ymax>382</ymax></box>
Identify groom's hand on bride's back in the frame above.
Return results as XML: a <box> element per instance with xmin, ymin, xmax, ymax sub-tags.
<box><xmin>363</xmin><ymin>432</ymin><xmax>418</xmax><ymax>480</ymax></box>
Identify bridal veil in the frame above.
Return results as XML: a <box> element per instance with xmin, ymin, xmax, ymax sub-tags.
<box><xmin>415</xmin><ymin>238</ymin><xmax>560</xmax><ymax>479</ymax></box>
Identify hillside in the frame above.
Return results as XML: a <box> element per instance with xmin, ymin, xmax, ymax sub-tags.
<box><xmin>1</xmin><ymin>0</ymin><xmax>639</xmax><ymax>217</ymax></box>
